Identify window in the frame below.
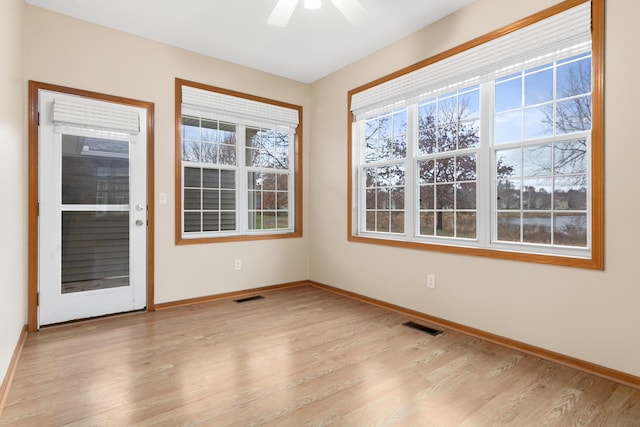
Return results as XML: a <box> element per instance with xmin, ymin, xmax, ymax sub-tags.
<box><xmin>176</xmin><ymin>80</ymin><xmax>302</xmax><ymax>243</ymax></box>
<box><xmin>348</xmin><ymin>0</ymin><xmax>603</xmax><ymax>268</ymax></box>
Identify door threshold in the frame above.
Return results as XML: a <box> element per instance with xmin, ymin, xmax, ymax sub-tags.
<box><xmin>39</xmin><ymin>308</ymin><xmax>147</xmax><ymax>329</ymax></box>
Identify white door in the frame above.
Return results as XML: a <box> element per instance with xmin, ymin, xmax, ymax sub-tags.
<box><xmin>38</xmin><ymin>90</ymin><xmax>147</xmax><ymax>326</ymax></box>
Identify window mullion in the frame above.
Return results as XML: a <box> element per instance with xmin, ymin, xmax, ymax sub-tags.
<box><xmin>479</xmin><ymin>82</ymin><xmax>494</xmax><ymax>246</ymax></box>
<box><xmin>405</xmin><ymin>104</ymin><xmax>417</xmax><ymax>239</ymax></box>
<box><xmin>237</xmin><ymin>125</ymin><xmax>247</xmax><ymax>233</ymax></box>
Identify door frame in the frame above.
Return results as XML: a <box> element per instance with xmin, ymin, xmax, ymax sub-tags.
<box><xmin>28</xmin><ymin>81</ymin><xmax>155</xmax><ymax>331</ymax></box>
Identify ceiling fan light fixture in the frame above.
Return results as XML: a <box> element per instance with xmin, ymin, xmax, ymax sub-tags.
<box><xmin>304</xmin><ymin>0</ymin><xmax>321</xmax><ymax>9</ymax></box>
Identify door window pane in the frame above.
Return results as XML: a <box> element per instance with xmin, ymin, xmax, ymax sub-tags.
<box><xmin>61</xmin><ymin>211</ymin><xmax>129</xmax><ymax>294</ymax></box>
<box><xmin>62</xmin><ymin>135</ymin><xmax>129</xmax><ymax>205</ymax></box>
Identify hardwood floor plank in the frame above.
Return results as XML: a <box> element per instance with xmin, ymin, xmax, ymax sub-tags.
<box><xmin>1</xmin><ymin>285</ymin><xmax>639</xmax><ymax>426</ymax></box>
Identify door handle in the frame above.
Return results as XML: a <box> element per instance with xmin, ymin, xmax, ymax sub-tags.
<box><xmin>136</xmin><ymin>219</ymin><xmax>145</xmax><ymax>226</ymax></box>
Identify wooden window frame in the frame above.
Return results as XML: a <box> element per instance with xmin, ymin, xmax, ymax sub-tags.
<box><xmin>347</xmin><ymin>0</ymin><xmax>603</xmax><ymax>269</ymax></box>
<box><xmin>175</xmin><ymin>79</ymin><xmax>303</xmax><ymax>245</ymax></box>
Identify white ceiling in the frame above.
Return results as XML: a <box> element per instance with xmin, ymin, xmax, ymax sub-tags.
<box><xmin>25</xmin><ymin>0</ymin><xmax>475</xmax><ymax>83</ymax></box>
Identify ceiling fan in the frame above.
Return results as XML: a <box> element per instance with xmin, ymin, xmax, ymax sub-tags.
<box><xmin>268</xmin><ymin>0</ymin><xmax>369</xmax><ymax>28</ymax></box>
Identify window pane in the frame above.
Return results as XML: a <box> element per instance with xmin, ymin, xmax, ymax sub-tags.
<box><xmin>459</xmin><ymin>89</ymin><xmax>480</xmax><ymax>120</ymax></box>
<box><xmin>438</xmin><ymin>95</ymin><xmax>457</xmax><ymax>125</ymax></box>
<box><xmin>263</xmin><ymin>192</ymin><xmax>276</xmax><ymax>210</ymax></box>
<box><xmin>365</xmin><ymin>211</ymin><xmax>376</xmax><ymax>231</ymax></box>
<box><xmin>554</xmin><ymin>140</ymin><xmax>587</xmax><ymax>174</ymax></box>
<box><xmin>436</xmin><ymin>184</ymin><xmax>455</xmax><ymax>210</ymax></box>
<box><xmin>522</xmin><ymin>178</ymin><xmax>552</xmax><ymax>210</ymax></box>
<box><xmin>458</xmin><ymin>119</ymin><xmax>480</xmax><ymax>149</ymax></box>
<box><xmin>437</xmin><ymin>123</ymin><xmax>457</xmax><ymax>152</ymax></box>
<box><xmin>419</xmin><ymin>185</ymin><xmax>434</xmax><ymax>209</ymax></box>
<box><xmin>456</xmin><ymin>212</ymin><xmax>476</xmax><ymax>239</ymax></box>
<box><xmin>184</xmin><ymin>167</ymin><xmax>201</xmax><ymax>188</ymax></box>
<box><xmin>554</xmin><ymin>213</ymin><xmax>587</xmax><ymax>246</ymax></box>
<box><xmin>277</xmin><ymin>191</ymin><xmax>288</xmax><ymax>210</ymax></box>
<box><xmin>497</xmin><ymin>212</ymin><xmax>520</xmax><ymax>242</ymax></box>
<box><xmin>418</xmin><ymin>160</ymin><xmax>435</xmax><ymax>184</ymax></box>
<box><xmin>61</xmin><ymin>211</ymin><xmax>129</xmax><ymax>293</ymax></box>
<box><xmin>184</xmin><ymin>189</ymin><xmax>201</xmax><ymax>210</ymax></box>
<box><xmin>203</xmin><ymin>212</ymin><xmax>219</xmax><ymax>231</ymax></box>
<box><xmin>495</xmin><ymin>110</ymin><xmax>522</xmax><ymax>144</ymax></box>
<box><xmin>376</xmin><ymin>211</ymin><xmax>390</xmax><ymax>232</ymax></box>
<box><xmin>181</xmin><ymin>116</ymin><xmax>200</xmax><ymax>140</ymax></box>
<box><xmin>365</xmin><ymin>189</ymin><xmax>376</xmax><ymax>209</ymax></box>
<box><xmin>262</xmin><ymin>212</ymin><xmax>277</xmax><ymax>229</ymax></box>
<box><xmin>525</xmin><ymin>69</ymin><xmax>553</xmax><ymax>105</ymax></box>
<box><xmin>376</xmin><ymin>189</ymin><xmax>389</xmax><ymax>209</ymax></box>
<box><xmin>556</xmin><ymin>96</ymin><xmax>591</xmax><ymax>134</ymax></box>
<box><xmin>219</xmin><ymin>145</ymin><xmax>236</xmax><ymax>165</ymax></box>
<box><xmin>202</xmin><ymin>169</ymin><xmax>219</xmax><ymax>188</ymax></box>
<box><xmin>420</xmin><ymin>212</ymin><xmax>435</xmax><ymax>236</ymax></box>
<box><xmin>418</xmin><ymin>100</ymin><xmax>437</xmax><ymax>151</ymax></box>
<box><xmin>456</xmin><ymin>182</ymin><xmax>476</xmax><ymax>210</ymax></box>
<box><xmin>201</xmin><ymin>119</ymin><xmax>218</xmax><ymax>142</ymax></box>
<box><xmin>219</xmin><ymin>122</ymin><xmax>236</xmax><ymax>144</ymax></box>
<box><xmin>390</xmin><ymin>212</ymin><xmax>404</xmax><ymax>233</ymax></box>
<box><xmin>276</xmin><ymin>173</ymin><xmax>288</xmax><ymax>191</ymax></box>
<box><xmin>497</xmin><ymin>180</ymin><xmax>521</xmax><ymax>210</ymax></box>
<box><xmin>554</xmin><ymin>176</ymin><xmax>587</xmax><ymax>210</ymax></box>
<box><xmin>436</xmin><ymin>157</ymin><xmax>455</xmax><ymax>183</ymax></box>
<box><xmin>523</xmin><ymin>213</ymin><xmax>551</xmax><ymax>244</ymax></box>
<box><xmin>435</xmin><ymin>212</ymin><xmax>454</xmax><ymax>237</ymax></box>
<box><xmin>524</xmin><ymin>106</ymin><xmax>553</xmax><ymax>139</ymax></box>
<box><xmin>456</xmin><ymin>154</ymin><xmax>477</xmax><ymax>181</ymax></box>
<box><xmin>390</xmin><ymin>187</ymin><xmax>405</xmax><ymax>209</ymax></box>
<box><xmin>202</xmin><ymin>190</ymin><xmax>219</xmax><ymax>210</ymax></box>
<box><xmin>184</xmin><ymin>212</ymin><xmax>201</xmax><ymax>233</ymax></box>
<box><xmin>496</xmin><ymin>148</ymin><xmax>521</xmax><ymax>179</ymax></box>
<box><xmin>221</xmin><ymin>170</ymin><xmax>235</xmax><ymax>189</ymax></box>
<box><xmin>523</xmin><ymin>145</ymin><xmax>551</xmax><ymax>177</ymax></box>
<box><xmin>182</xmin><ymin>140</ymin><xmax>200</xmax><ymax>162</ymax></box>
<box><xmin>495</xmin><ymin>77</ymin><xmax>522</xmax><ymax>113</ymax></box>
<box><xmin>220</xmin><ymin>212</ymin><xmax>235</xmax><ymax>231</ymax></box>
<box><xmin>220</xmin><ymin>190</ymin><xmax>235</xmax><ymax>210</ymax></box>
<box><xmin>557</xmin><ymin>57</ymin><xmax>591</xmax><ymax>98</ymax></box>
<box><xmin>62</xmin><ymin>136</ymin><xmax>129</xmax><ymax>205</ymax></box>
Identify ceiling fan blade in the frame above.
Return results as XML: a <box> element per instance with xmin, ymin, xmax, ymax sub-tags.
<box><xmin>329</xmin><ymin>0</ymin><xmax>369</xmax><ymax>27</ymax></box>
<box><xmin>268</xmin><ymin>0</ymin><xmax>299</xmax><ymax>27</ymax></box>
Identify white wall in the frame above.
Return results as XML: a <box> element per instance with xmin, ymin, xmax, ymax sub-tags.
<box><xmin>23</xmin><ymin>5</ymin><xmax>311</xmax><ymax>304</ymax></box>
<box><xmin>0</xmin><ymin>0</ymin><xmax>26</xmax><ymax>384</ymax></box>
<box><xmin>309</xmin><ymin>0</ymin><xmax>640</xmax><ymax>377</ymax></box>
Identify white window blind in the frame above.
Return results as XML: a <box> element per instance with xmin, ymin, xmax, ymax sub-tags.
<box><xmin>350</xmin><ymin>1</ymin><xmax>592</xmax><ymax>118</ymax></box>
<box><xmin>182</xmin><ymin>85</ymin><xmax>299</xmax><ymax>131</ymax></box>
<box><xmin>52</xmin><ymin>99</ymin><xmax>140</xmax><ymax>135</ymax></box>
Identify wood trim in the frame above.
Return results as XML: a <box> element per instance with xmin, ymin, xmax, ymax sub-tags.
<box><xmin>346</xmin><ymin>0</ymin><xmax>603</xmax><ymax>270</ymax></box>
<box><xmin>590</xmin><ymin>0</ymin><xmax>605</xmax><ymax>270</ymax></box>
<box><xmin>0</xmin><ymin>326</ymin><xmax>28</xmax><ymax>416</ymax></box>
<box><xmin>174</xmin><ymin>78</ymin><xmax>303</xmax><ymax>245</ymax></box>
<box><xmin>154</xmin><ymin>280</ymin><xmax>309</xmax><ymax>310</ymax></box>
<box><xmin>146</xmin><ymin>102</ymin><xmax>156</xmax><ymax>311</ymax></box>
<box><xmin>27</xmin><ymin>83</ymin><xmax>39</xmax><ymax>332</ymax></box>
<box><xmin>27</xmin><ymin>81</ymin><xmax>156</xmax><ymax>329</ymax></box>
<box><xmin>309</xmin><ymin>281</ymin><xmax>640</xmax><ymax>390</ymax></box>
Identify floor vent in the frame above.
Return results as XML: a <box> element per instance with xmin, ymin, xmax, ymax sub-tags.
<box><xmin>234</xmin><ymin>295</ymin><xmax>265</xmax><ymax>304</ymax></box>
<box><xmin>402</xmin><ymin>321</ymin><xmax>443</xmax><ymax>336</ymax></box>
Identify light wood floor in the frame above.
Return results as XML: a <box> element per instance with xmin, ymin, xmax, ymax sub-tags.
<box><xmin>2</xmin><ymin>285</ymin><xmax>639</xmax><ymax>426</ymax></box>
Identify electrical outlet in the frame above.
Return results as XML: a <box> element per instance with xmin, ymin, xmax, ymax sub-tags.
<box><xmin>427</xmin><ymin>274</ymin><xmax>436</xmax><ymax>289</ymax></box>
<box><xmin>235</xmin><ymin>259</ymin><xmax>242</xmax><ymax>270</ymax></box>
